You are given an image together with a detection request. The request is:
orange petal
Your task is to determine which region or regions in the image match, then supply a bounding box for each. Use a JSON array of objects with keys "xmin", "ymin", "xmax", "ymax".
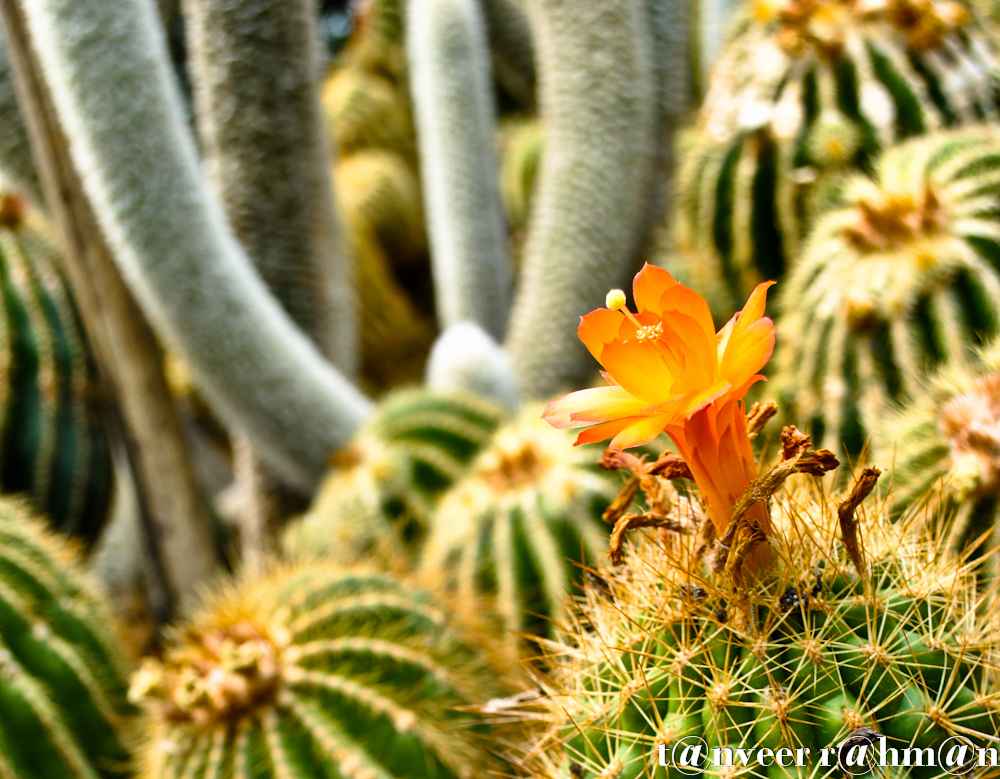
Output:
[
  {"xmin": 655, "ymin": 283, "xmax": 717, "ymax": 349},
  {"xmin": 608, "ymin": 414, "xmax": 671, "ymax": 450},
  {"xmin": 720, "ymin": 317, "xmax": 776, "ymax": 386},
  {"xmin": 578, "ymin": 308, "xmax": 625, "ymax": 362},
  {"xmin": 677, "ymin": 379, "xmax": 733, "ymax": 421},
  {"xmin": 730, "ymin": 281, "xmax": 775, "ymax": 342},
  {"xmin": 574, "ymin": 417, "xmax": 637, "ymax": 446},
  {"xmin": 632, "ymin": 263, "xmax": 678, "ymax": 314},
  {"xmin": 600, "ymin": 338, "xmax": 678, "ymax": 402},
  {"xmin": 542, "ymin": 385, "xmax": 647, "ymax": 429}
]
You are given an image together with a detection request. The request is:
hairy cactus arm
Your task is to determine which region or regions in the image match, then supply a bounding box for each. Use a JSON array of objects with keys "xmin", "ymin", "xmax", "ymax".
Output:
[
  {"xmin": 0, "ymin": 33, "xmax": 40, "ymax": 203},
  {"xmin": 408, "ymin": 0, "xmax": 512, "ymax": 340},
  {"xmin": 19, "ymin": 0, "xmax": 372, "ymax": 489},
  {"xmin": 425, "ymin": 321, "xmax": 520, "ymax": 412}
]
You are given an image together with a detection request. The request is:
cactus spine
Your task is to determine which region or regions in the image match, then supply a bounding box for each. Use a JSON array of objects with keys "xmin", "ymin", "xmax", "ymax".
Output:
[
  {"xmin": 283, "ymin": 390, "xmax": 503, "ymax": 563},
  {"xmin": 504, "ymin": 0, "xmax": 657, "ymax": 398},
  {"xmin": 677, "ymin": 0, "xmax": 1000, "ymax": 310},
  {"xmin": 20, "ymin": 0, "xmax": 373, "ymax": 489},
  {"xmin": 408, "ymin": 0, "xmax": 512, "ymax": 340},
  {"xmin": 877, "ymin": 341, "xmax": 1000, "ymax": 577},
  {"xmin": 0, "ymin": 498, "xmax": 134, "ymax": 777},
  {"xmin": 0, "ymin": 198, "xmax": 112, "ymax": 542},
  {"xmin": 420, "ymin": 411, "xmax": 614, "ymax": 658},
  {"xmin": 774, "ymin": 127, "xmax": 1000, "ymax": 458},
  {"xmin": 516, "ymin": 478, "xmax": 999, "ymax": 779},
  {"xmin": 183, "ymin": 0, "xmax": 356, "ymax": 373},
  {"xmin": 130, "ymin": 564, "xmax": 508, "ymax": 779}
]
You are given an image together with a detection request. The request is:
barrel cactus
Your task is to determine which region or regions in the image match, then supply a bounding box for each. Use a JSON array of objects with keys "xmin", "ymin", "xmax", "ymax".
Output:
[
  {"xmin": 0, "ymin": 497, "xmax": 134, "ymax": 777},
  {"xmin": 774, "ymin": 127, "xmax": 1000, "ymax": 459},
  {"xmin": 0, "ymin": 196, "xmax": 112, "ymax": 543},
  {"xmin": 877, "ymin": 339, "xmax": 1000, "ymax": 576},
  {"xmin": 676, "ymin": 0, "xmax": 1000, "ymax": 311},
  {"xmin": 130, "ymin": 563, "xmax": 509, "ymax": 779},
  {"xmin": 419, "ymin": 409, "xmax": 615, "ymax": 659},
  {"xmin": 283, "ymin": 389, "xmax": 503, "ymax": 563}
]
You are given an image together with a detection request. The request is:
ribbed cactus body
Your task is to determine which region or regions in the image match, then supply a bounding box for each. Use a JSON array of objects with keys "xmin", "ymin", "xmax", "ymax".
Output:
[
  {"xmin": 774, "ymin": 128, "xmax": 1000, "ymax": 458},
  {"xmin": 521, "ymin": 484, "xmax": 999, "ymax": 779},
  {"xmin": 0, "ymin": 202, "xmax": 111, "ymax": 542},
  {"xmin": 131, "ymin": 564, "xmax": 506, "ymax": 779},
  {"xmin": 878, "ymin": 342, "xmax": 1000, "ymax": 576},
  {"xmin": 322, "ymin": 69, "xmax": 417, "ymax": 162},
  {"xmin": 678, "ymin": 0, "xmax": 1000, "ymax": 310},
  {"xmin": 420, "ymin": 412, "xmax": 614, "ymax": 657},
  {"xmin": 0, "ymin": 498, "xmax": 134, "ymax": 777},
  {"xmin": 284, "ymin": 390, "xmax": 503, "ymax": 563}
]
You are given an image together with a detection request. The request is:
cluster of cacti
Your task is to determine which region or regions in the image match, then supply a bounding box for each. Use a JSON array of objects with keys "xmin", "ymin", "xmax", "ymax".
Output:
[
  {"xmin": 0, "ymin": 497, "xmax": 134, "ymax": 776},
  {"xmin": 675, "ymin": 0, "xmax": 1000, "ymax": 312},
  {"xmin": 129, "ymin": 563, "xmax": 509, "ymax": 779},
  {"xmin": 0, "ymin": 196, "xmax": 112, "ymax": 542},
  {"xmin": 517, "ymin": 475, "xmax": 999, "ymax": 779},
  {"xmin": 283, "ymin": 389, "xmax": 503, "ymax": 563},
  {"xmin": 876, "ymin": 338, "xmax": 1000, "ymax": 576},
  {"xmin": 773, "ymin": 127, "xmax": 1000, "ymax": 458},
  {"xmin": 420, "ymin": 410, "xmax": 616, "ymax": 658}
]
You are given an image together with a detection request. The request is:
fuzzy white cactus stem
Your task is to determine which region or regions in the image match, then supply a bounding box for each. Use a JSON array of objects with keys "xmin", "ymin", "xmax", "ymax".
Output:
[
  {"xmin": 184, "ymin": 0, "xmax": 356, "ymax": 374},
  {"xmin": 19, "ymin": 0, "xmax": 373, "ymax": 489},
  {"xmin": 409, "ymin": 0, "xmax": 511, "ymax": 340},
  {"xmin": 505, "ymin": 0, "xmax": 655, "ymax": 398},
  {"xmin": 0, "ymin": 34, "xmax": 40, "ymax": 203}
]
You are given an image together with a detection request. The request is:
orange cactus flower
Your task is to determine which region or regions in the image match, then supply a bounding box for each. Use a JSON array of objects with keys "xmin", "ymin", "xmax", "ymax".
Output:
[{"xmin": 542, "ymin": 264, "xmax": 776, "ymax": 538}]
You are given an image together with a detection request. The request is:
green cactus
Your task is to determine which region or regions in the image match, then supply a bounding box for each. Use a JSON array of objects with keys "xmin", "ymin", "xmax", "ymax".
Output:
[
  {"xmin": 774, "ymin": 127, "xmax": 1000, "ymax": 460},
  {"xmin": 419, "ymin": 410, "xmax": 615, "ymax": 659},
  {"xmin": 322, "ymin": 68, "xmax": 417, "ymax": 163},
  {"xmin": 283, "ymin": 389, "xmax": 503, "ymax": 563},
  {"xmin": 408, "ymin": 0, "xmax": 512, "ymax": 340},
  {"xmin": 0, "ymin": 198, "xmax": 112, "ymax": 543},
  {"xmin": 676, "ymin": 0, "xmax": 1000, "ymax": 311},
  {"xmin": 0, "ymin": 497, "xmax": 135, "ymax": 777},
  {"xmin": 877, "ymin": 339, "xmax": 1000, "ymax": 578},
  {"xmin": 130, "ymin": 563, "xmax": 510, "ymax": 779},
  {"xmin": 183, "ymin": 0, "xmax": 357, "ymax": 374},
  {"xmin": 504, "ymin": 0, "xmax": 657, "ymax": 399},
  {"xmin": 21, "ymin": 0, "xmax": 374, "ymax": 489},
  {"xmin": 515, "ymin": 478, "xmax": 1000, "ymax": 779}
]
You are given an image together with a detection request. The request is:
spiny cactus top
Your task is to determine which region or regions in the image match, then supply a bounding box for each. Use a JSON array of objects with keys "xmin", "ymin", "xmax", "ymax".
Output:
[
  {"xmin": 420, "ymin": 409, "xmax": 614, "ymax": 659},
  {"xmin": 130, "ymin": 564, "xmax": 507, "ymax": 779},
  {"xmin": 677, "ymin": 0, "xmax": 1000, "ymax": 310},
  {"xmin": 775, "ymin": 127, "xmax": 1000, "ymax": 458},
  {"xmin": 543, "ymin": 263, "xmax": 776, "ymax": 542},
  {"xmin": 0, "ymin": 498, "xmax": 134, "ymax": 777},
  {"xmin": 0, "ymin": 195, "xmax": 112, "ymax": 543},
  {"xmin": 514, "ymin": 477, "xmax": 1000, "ymax": 779},
  {"xmin": 877, "ymin": 339, "xmax": 1000, "ymax": 574},
  {"xmin": 283, "ymin": 389, "xmax": 503, "ymax": 563}
]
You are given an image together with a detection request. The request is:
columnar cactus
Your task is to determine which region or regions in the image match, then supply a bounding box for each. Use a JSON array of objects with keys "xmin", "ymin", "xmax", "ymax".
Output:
[
  {"xmin": 774, "ymin": 127, "xmax": 1000, "ymax": 458},
  {"xmin": 420, "ymin": 410, "xmax": 615, "ymax": 658},
  {"xmin": 0, "ymin": 498, "xmax": 134, "ymax": 777},
  {"xmin": 0, "ymin": 35, "xmax": 41, "ymax": 205},
  {"xmin": 0, "ymin": 197, "xmax": 112, "ymax": 542},
  {"xmin": 130, "ymin": 564, "xmax": 509, "ymax": 779},
  {"xmin": 877, "ymin": 340, "xmax": 1000, "ymax": 576},
  {"xmin": 676, "ymin": 0, "xmax": 1000, "ymax": 311},
  {"xmin": 408, "ymin": 0, "xmax": 512, "ymax": 340},
  {"xmin": 20, "ymin": 0, "xmax": 373, "ymax": 489},
  {"xmin": 516, "ymin": 478, "xmax": 1000, "ymax": 779},
  {"xmin": 283, "ymin": 390, "xmax": 503, "ymax": 563},
  {"xmin": 504, "ymin": 0, "xmax": 657, "ymax": 398},
  {"xmin": 183, "ymin": 0, "xmax": 356, "ymax": 373}
]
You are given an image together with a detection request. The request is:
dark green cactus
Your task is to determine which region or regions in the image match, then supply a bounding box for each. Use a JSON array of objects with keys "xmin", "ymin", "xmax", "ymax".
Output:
[
  {"xmin": 0, "ymin": 497, "xmax": 134, "ymax": 777},
  {"xmin": 131, "ymin": 564, "xmax": 509, "ymax": 779},
  {"xmin": 284, "ymin": 389, "xmax": 504, "ymax": 563},
  {"xmin": 516, "ymin": 479, "xmax": 1000, "ymax": 779},
  {"xmin": 0, "ymin": 198, "xmax": 112, "ymax": 543},
  {"xmin": 774, "ymin": 127, "xmax": 1000, "ymax": 459},
  {"xmin": 420, "ymin": 410, "xmax": 615, "ymax": 659},
  {"xmin": 676, "ymin": 0, "xmax": 1000, "ymax": 311}
]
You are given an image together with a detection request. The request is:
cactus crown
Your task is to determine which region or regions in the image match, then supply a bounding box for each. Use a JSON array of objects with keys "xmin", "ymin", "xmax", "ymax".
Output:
[
  {"xmin": 939, "ymin": 369, "xmax": 1000, "ymax": 496},
  {"xmin": 132, "ymin": 564, "xmax": 504, "ymax": 779}
]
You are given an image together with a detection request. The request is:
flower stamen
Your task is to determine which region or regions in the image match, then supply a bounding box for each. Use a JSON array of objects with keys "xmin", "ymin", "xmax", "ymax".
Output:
[{"xmin": 605, "ymin": 289, "xmax": 644, "ymax": 330}]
